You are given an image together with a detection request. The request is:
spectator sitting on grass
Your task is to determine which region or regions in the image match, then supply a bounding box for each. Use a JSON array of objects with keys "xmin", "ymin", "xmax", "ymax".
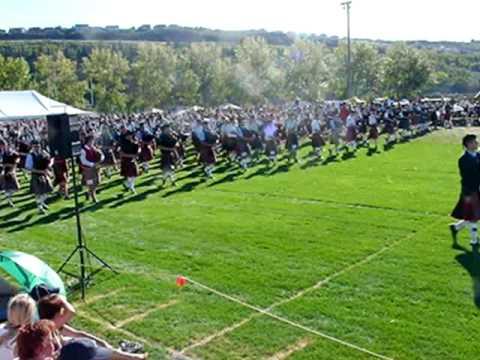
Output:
[
  {"xmin": 0, "ymin": 294, "xmax": 37, "ymax": 360},
  {"xmin": 37, "ymin": 294, "xmax": 148, "ymax": 359}
]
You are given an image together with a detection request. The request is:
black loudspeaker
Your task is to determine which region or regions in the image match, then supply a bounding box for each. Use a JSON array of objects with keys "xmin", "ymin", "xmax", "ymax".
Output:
[{"xmin": 47, "ymin": 114, "xmax": 81, "ymax": 157}]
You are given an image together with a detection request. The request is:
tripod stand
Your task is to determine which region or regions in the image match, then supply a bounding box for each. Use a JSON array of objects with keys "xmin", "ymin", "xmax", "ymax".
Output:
[{"xmin": 58, "ymin": 156, "xmax": 116, "ymax": 299}]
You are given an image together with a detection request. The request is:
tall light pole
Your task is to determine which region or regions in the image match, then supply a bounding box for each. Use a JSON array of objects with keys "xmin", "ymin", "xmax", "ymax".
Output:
[{"xmin": 341, "ymin": 1, "xmax": 352, "ymax": 98}]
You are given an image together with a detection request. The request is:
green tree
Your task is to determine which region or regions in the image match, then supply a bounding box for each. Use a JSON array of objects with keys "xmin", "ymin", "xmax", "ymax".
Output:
[
  {"xmin": 82, "ymin": 48, "xmax": 130, "ymax": 112},
  {"xmin": 329, "ymin": 42, "xmax": 382, "ymax": 99},
  {"xmin": 285, "ymin": 40, "xmax": 331, "ymax": 101},
  {"xmin": 173, "ymin": 55, "xmax": 201, "ymax": 106},
  {"xmin": 0, "ymin": 55, "xmax": 31, "ymax": 90},
  {"xmin": 234, "ymin": 37, "xmax": 284, "ymax": 104},
  {"xmin": 130, "ymin": 43, "xmax": 177, "ymax": 109},
  {"xmin": 382, "ymin": 43, "xmax": 432, "ymax": 98},
  {"xmin": 34, "ymin": 51, "xmax": 86, "ymax": 107}
]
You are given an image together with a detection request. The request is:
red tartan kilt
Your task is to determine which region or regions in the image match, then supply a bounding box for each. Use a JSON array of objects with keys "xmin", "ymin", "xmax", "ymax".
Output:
[
  {"xmin": 139, "ymin": 145, "xmax": 154, "ymax": 162},
  {"xmin": 452, "ymin": 192, "xmax": 480, "ymax": 221},
  {"xmin": 53, "ymin": 164, "xmax": 68, "ymax": 185},
  {"xmin": 120, "ymin": 158, "xmax": 138, "ymax": 178},
  {"xmin": 346, "ymin": 127, "xmax": 357, "ymax": 142},
  {"xmin": 368, "ymin": 127, "xmax": 379, "ymax": 139},
  {"xmin": 199, "ymin": 145, "xmax": 216, "ymax": 165}
]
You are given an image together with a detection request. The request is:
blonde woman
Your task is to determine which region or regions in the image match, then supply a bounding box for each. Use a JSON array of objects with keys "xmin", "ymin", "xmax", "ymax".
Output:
[{"xmin": 0, "ymin": 294, "xmax": 37, "ymax": 360}]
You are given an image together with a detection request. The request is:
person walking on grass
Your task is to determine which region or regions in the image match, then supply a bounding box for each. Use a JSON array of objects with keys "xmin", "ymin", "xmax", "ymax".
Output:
[{"xmin": 451, "ymin": 134, "xmax": 480, "ymax": 246}]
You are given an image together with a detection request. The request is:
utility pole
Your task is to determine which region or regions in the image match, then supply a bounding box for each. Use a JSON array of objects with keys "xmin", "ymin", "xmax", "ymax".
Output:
[{"xmin": 341, "ymin": 1, "xmax": 352, "ymax": 98}]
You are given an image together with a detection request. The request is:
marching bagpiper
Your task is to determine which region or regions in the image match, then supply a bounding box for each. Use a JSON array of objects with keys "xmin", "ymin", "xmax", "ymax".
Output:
[
  {"xmin": 120, "ymin": 131, "xmax": 140, "ymax": 194},
  {"xmin": 80, "ymin": 135, "xmax": 104, "ymax": 203},
  {"xmin": 345, "ymin": 112, "xmax": 358, "ymax": 153},
  {"xmin": 451, "ymin": 134, "xmax": 480, "ymax": 246},
  {"xmin": 157, "ymin": 123, "xmax": 178, "ymax": 187},
  {"xmin": 196, "ymin": 119, "xmax": 218, "ymax": 179},
  {"xmin": 263, "ymin": 115, "xmax": 278, "ymax": 165},
  {"xmin": 285, "ymin": 113, "xmax": 300, "ymax": 163},
  {"xmin": 138, "ymin": 124, "xmax": 155, "ymax": 174},
  {"xmin": 0, "ymin": 141, "xmax": 20, "ymax": 207},
  {"xmin": 310, "ymin": 114, "xmax": 325, "ymax": 159},
  {"xmin": 25, "ymin": 140, "xmax": 53, "ymax": 214},
  {"xmin": 52, "ymin": 153, "xmax": 69, "ymax": 200},
  {"xmin": 367, "ymin": 111, "xmax": 379, "ymax": 150}
]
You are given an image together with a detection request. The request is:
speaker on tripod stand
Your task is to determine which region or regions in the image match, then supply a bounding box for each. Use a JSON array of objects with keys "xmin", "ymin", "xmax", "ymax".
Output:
[{"xmin": 47, "ymin": 114, "xmax": 116, "ymax": 299}]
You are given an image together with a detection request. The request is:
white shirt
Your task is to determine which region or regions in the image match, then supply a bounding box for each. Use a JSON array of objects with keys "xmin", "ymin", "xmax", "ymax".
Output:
[
  {"xmin": 311, "ymin": 119, "xmax": 321, "ymax": 133},
  {"xmin": 80, "ymin": 146, "xmax": 104, "ymax": 168},
  {"xmin": 346, "ymin": 115, "xmax": 356, "ymax": 128},
  {"xmin": 0, "ymin": 323, "xmax": 16, "ymax": 360},
  {"xmin": 368, "ymin": 114, "xmax": 378, "ymax": 126}
]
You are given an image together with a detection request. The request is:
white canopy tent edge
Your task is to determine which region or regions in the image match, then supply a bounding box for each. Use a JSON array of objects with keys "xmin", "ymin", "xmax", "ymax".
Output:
[{"xmin": 0, "ymin": 90, "xmax": 92, "ymax": 122}]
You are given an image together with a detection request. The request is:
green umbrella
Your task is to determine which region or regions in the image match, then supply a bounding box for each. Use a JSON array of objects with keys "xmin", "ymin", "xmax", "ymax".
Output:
[{"xmin": 0, "ymin": 250, "xmax": 65, "ymax": 295}]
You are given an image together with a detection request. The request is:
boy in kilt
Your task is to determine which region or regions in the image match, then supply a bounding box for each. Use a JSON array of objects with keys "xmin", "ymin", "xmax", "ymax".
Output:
[
  {"xmin": 451, "ymin": 134, "xmax": 480, "ymax": 246},
  {"xmin": 25, "ymin": 141, "xmax": 53, "ymax": 214}
]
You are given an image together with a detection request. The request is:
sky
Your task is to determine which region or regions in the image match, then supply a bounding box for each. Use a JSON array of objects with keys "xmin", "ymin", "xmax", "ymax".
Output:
[{"xmin": 1, "ymin": 0, "xmax": 479, "ymax": 42}]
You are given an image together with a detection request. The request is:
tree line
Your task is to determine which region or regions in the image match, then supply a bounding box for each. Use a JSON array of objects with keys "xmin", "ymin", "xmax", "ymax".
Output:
[{"xmin": 0, "ymin": 38, "xmax": 477, "ymax": 112}]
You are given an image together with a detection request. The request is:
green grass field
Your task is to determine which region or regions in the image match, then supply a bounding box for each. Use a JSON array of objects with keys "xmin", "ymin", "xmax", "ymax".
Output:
[{"xmin": 0, "ymin": 129, "xmax": 477, "ymax": 359}]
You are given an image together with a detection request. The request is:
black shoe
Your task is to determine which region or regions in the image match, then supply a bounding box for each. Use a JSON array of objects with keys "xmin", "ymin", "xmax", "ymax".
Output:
[{"xmin": 450, "ymin": 224, "xmax": 458, "ymax": 243}]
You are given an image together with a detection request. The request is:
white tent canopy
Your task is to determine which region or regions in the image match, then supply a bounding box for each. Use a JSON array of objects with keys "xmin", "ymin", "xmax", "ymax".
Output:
[{"xmin": 0, "ymin": 90, "xmax": 90, "ymax": 121}]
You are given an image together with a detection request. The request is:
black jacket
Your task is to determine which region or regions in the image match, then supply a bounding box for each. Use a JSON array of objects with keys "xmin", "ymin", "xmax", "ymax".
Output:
[{"xmin": 459, "ymin": 152, "xmax": 480, "ymax": 196}]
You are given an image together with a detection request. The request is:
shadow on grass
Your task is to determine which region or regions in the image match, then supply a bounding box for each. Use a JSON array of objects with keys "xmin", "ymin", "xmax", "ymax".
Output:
[{"xmin": 454, "ymin": 243, "xmax": 480, "ymax": 308}]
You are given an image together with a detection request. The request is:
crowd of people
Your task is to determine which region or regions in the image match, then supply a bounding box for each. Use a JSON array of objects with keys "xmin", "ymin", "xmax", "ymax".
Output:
[
  {"xmin": 0, "ymin": 286, "xmax": 148, "ymax": 359},
  {"xmin": 0, "ymin": 98, "xmax": 473, "ymax": 213}
]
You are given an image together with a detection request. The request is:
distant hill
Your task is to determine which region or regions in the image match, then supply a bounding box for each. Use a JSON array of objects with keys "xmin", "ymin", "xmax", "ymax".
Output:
[{"xmin": 2, "ymin": 24, "xmax": 480, "ymax": 53}]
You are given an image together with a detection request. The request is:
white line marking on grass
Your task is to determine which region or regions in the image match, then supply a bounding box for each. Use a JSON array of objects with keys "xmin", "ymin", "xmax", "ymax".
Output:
[
  {"xmin": 75, "ymin": 289, "xmax": 123, "ymax": 307},
  {"xmin": 181, "ymin": 220, "xmax": 442, "ymax": 357},
  {"xmin": 183, "ymin": 277, "xmax": 393, "ymax": 360},
  {"xmin": 267, "ymin": 338, "xmax": 312, "ymax": 360},
  {"xmin": 115, "ymin": 300, "xmax": 178, "ymax": 328},
  {"xmin": 212, "ymin": 189, "xmax": 444, "ymax": 218}
]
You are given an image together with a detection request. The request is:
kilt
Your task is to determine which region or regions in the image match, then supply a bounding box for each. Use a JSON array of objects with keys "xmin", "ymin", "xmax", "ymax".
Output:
[
  {"xmin": 311, "ymin": 133, "xmax": 325, "ymax": 148},
  {"xmin": 161, "ymin": 151, "xmax": 177, "ymax": 170},
  {"xmin": 368, "ymin": 126, "xmax": 379, "ymax": 140},
  {"xmin": 286, "ymin": 133, "xmax": 299, "ymax": 151},
  {"xmin": 81, "ymin": 166, "xmax": 101, "ymax": 187},
  {"xmin": 30, "ymin": 174, "xmax": 53, "ymax": 195},
  {"xmin": 265, "ymin": 140, "xmax": 277, "ymax": 155},
  {"xmin": 53, "ymin": 162, "xmax": 68, "ymax": 185},
  {"xmin": 249, "ymin": 135, "xmax": 263, "ymax": 151},
  {"xmin": 120, "ymin": 158, "xmax": 138, "ymax": 178},
  {"xmin": 1, "ymin": 172, "xmax": 20, "ymax": 192},
  {"xmin": 199, "ymin": 145, "xmax": 216, "ymax": 165},
  {"xmin": 452, "ymin": 192, "xmax": 480, "ymax": 221},
  {"xmin": 235, "ymin": 140, "xmax": 250, "ymax": 157},
  {"xmin": 101, "ymin": 149, "xmax": 117, "ymax": 167},
  {"xmin": 139, "ymin": 144, "xmax": 154, "ymax": 163},
  {"xmin": 222, "ymin": 137, "xmax": 237, "ymax": 153},
  {"xmin": 346, "ymin": 127, "xmax": 357, "ymax": 142},
  {"xmin": 384, "ymin": 123, "xmax": 395, "ymax": 135}
]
